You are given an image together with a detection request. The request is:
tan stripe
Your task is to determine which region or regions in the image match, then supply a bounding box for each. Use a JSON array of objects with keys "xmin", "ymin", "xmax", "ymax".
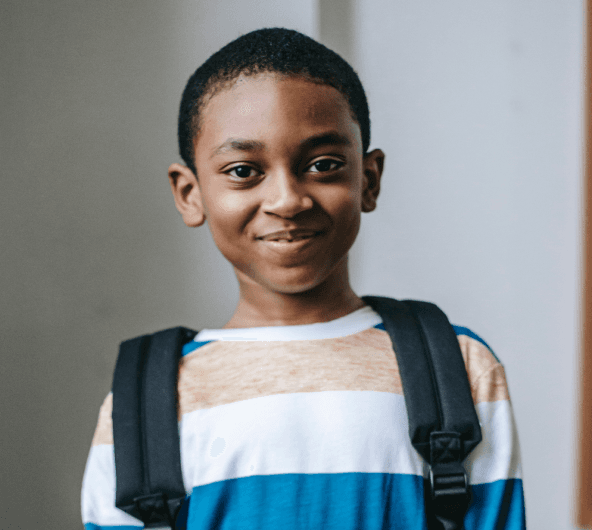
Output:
[
  {"xmin": 90, "ymin": 328, "xmax": 511, "ymax": 445},
  {"xmin": 471, "ymin": 363, "xmax": 510, "ymax": 403},
  {"xmin": 178, "ymin": 328, "xmax": 511, "ymax": 415},
  {"xmin": 457, "ymin": 335, "xmax": 510, "ymax": 403},
  {"xmin": 178, "ymin": 327, "xmax": 402, "ymax": 416},
  {"xmin": 91, "ymin": 392, "xmax": 114, "ymax": 446}
]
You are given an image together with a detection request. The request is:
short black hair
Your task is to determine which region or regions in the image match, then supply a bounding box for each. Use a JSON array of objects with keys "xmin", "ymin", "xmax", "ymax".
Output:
[{"xmin": 177, "ymin": 27, "xmax": 371, "ymax": 175}]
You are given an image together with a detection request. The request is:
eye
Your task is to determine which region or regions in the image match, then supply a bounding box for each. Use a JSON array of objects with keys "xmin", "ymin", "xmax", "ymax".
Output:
[
  {"xmin": 227, "ymin": 165, "xmax": 260, "ymax": 179},
  {"xmin": 307, "ymin": 159, "xmax": 343, "ymax": 173}
]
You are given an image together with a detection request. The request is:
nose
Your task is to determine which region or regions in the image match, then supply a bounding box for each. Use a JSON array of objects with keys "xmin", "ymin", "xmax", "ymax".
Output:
[{"xmin": 262, "ymin": 170, "xmax": 314, "ymax": 218}]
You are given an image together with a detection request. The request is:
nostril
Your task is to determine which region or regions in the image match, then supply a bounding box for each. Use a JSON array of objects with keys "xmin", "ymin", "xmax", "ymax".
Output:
[{"xmin": 262, "ymin": 187, "xmax": 314, "ymax": 218}]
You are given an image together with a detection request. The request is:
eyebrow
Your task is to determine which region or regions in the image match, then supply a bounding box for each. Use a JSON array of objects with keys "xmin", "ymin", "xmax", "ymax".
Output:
[
  {"xmin": 210, "ymin": 131, "xmax": 352, "ymax": 159},
  {"xmin": 210, "ymin": 138, "xmax": 265, "ymax": 159}
]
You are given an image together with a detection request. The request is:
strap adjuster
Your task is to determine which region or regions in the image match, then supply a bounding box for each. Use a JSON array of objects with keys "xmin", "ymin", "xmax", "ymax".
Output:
[
  {"xmin": 428, "ymin": 431, "xmax": 470, "ymax": 504},
  {"xmin": 134, "ymin": 493, "xmax": 176, "ymax": 527},
  {"xmin": 426, "ymin": 432, "xmax": 471, "ymax": 528},
  {"xmin": 429, "ymin": 464, "xmax": 468, "ymax": 501}
]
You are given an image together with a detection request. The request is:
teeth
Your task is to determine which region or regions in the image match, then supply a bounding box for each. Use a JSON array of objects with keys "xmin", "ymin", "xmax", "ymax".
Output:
[{"xmin": 271, "ymin": 236, "xmax": 310, "ymax": 242}]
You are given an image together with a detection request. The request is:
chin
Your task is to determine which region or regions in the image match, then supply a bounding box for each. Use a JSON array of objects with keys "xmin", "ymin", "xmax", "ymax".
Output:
[
  {"xmin": 235, "ymin": 260, "xmax": 344, "ymax": 297},
  {"xmin": 270, "ymin": 282, "xmax": 320, "ymax": 295},
  {"xmin": 261, "ymin": 270, "xmax": 333, "ymax": 295}
]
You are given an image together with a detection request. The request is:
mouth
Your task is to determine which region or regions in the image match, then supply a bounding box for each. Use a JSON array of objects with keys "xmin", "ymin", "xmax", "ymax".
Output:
[{"xmin": 257, "ymin": 229, "xmax": 322, "ymax": 242}]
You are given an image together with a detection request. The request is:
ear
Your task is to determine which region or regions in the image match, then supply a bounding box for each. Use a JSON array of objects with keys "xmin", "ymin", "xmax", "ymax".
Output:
[
  {"xmin": 168, "ymin": 163, "xmax": 206, "ymax": 227},
  {"xmin": 361, "ymin": 149, "xmax": 385, "ymax": 213}
]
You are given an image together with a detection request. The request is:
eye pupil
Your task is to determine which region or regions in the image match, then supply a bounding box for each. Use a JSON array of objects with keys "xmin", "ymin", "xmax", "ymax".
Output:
[
  {"xmin": 315, "ymin": 160, "xmax": 333, "ymax": 172},
  {"xmin": 235, "ymin": 166, "xmax": 251, "ymax": 178}
]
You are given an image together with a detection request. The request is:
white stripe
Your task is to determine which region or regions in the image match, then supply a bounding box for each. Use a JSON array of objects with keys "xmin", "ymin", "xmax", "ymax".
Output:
[
  {"xmin": 180, "ymin": 391, "xmax": 521, "ymax": 489},
  {"xmin": 180, "ymin": 391, "xmax": 424, "ymax": 489},
  {"xmin": 192, "ymin": 305, "xmax": 382, "ymax": 342},
  {"xmin": 465, "ymin": 400, "xmax": 523, "ymax": 484},
  {"xmin": 81, "ymin": 445, "xmax": 143, "ymax": 527}
]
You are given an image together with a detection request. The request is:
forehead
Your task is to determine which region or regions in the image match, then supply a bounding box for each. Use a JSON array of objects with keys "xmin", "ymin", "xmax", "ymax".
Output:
[{"xmin": 195, "ymin": 74, "xmax": 362, "ymax": 156}]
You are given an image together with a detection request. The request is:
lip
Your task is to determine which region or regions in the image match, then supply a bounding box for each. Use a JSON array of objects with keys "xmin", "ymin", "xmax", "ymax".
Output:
[
  {"xmin": 257, "ymin": 229, "xmax": 323, "ymax": 242},
  {"xmin": 256, "ymin": 229, "xmax": 325, "ymax": 259}
]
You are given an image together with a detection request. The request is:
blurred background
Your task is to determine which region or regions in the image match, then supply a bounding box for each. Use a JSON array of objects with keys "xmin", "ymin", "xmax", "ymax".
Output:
[{"xmin": 0, "ymin": 1, "xmax": 586, "ymax": 528}]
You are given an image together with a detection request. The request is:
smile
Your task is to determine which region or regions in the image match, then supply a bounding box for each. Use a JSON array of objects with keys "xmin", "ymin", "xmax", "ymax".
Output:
[
  {"xmin": 257, "ymin": 229, "xmax": 322, "ymax": 242},
  {"xmin": 264, "ymin": 235, "xmax": 315, "ymax": 243},
  {"xmin": 256, "ymin": 230, "xmax": 325, "ymax": 258}
]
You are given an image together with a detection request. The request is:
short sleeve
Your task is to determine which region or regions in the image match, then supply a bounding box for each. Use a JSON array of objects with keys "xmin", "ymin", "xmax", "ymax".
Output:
[
  {"xmin": 455, "ymin": 329, "xmax": 526, "ymax": 529},
  {"xmin": 81, "ymin": 393, "xmax": 144, "ymax": 529}
]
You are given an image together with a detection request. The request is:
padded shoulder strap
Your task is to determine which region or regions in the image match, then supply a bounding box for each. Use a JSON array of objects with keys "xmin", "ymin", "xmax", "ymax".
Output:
[
  {"xmin": 112, "ymin": 326, "xmax": 197, "ymax": 528},
  {"xmin": 404, "ymin": 300, "xmax": 481, "ymax": 457},
  {"xmin": 362, "ymin": 296, "xmax": 481, "ymax": 459},
  {"xmin": 362, "ymin": 296, "xmax": 482, "ymax": 530}
]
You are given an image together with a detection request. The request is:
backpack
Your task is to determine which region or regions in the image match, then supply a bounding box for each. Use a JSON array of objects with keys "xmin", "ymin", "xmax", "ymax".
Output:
[{"xmin": 111, "ymin": 296, "xmax": 482, "ymax": 530}]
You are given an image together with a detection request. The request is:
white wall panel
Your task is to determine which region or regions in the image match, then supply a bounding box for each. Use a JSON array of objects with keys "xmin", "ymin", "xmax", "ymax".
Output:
[{"xmin": 349, "ymin": 1, "xmax": 585, "ymax": 528}]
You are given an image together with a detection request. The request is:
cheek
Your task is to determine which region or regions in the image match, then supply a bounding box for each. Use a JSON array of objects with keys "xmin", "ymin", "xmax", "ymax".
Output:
[
  {"xmin": 326, "ymin": 185, "xmax": 363, "ymax": 230},
  {"xmin": 202, "ymin": 192, "xmax": 244, "ymax": 236},
  {"xmin": 317, "ymin": 189, "xmax": 362, "ymax": 258},
  {"xmin": 340, "ymin": 204, "xmax": 362, "ymax": 245},
  {"xmin": 208, "ymin": 193, "xmax": 249, "ymax": 219}
]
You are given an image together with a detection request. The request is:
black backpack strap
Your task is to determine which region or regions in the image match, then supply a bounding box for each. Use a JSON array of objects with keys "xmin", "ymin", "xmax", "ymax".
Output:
[
  {"xmin": 362, "ymin": 296, "xmax": 482, "ymax": 530},
  {"xmin": 112, "ymin": 326, "xmax": 197, "ymax": 528}
]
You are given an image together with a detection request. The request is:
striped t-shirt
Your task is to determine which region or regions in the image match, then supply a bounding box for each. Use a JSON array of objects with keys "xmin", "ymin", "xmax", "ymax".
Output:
[{"xmin": 82, "ymin": 305, "xmax": 525, "ymax": 529}]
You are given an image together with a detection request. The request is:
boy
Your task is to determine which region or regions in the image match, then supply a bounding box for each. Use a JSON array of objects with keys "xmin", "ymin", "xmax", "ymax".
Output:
[{"xmin": 82, "ymin": 28, "xmax": 525, "ymax": 529}]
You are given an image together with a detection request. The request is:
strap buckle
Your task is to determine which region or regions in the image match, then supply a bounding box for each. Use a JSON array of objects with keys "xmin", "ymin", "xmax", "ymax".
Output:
[
  {"xmin": 429, "ymin": 464, "xmax": 468, "ymax": 500},
  {"xmin": 428, "ymin": 462, "xmax": 471, "ymax": 524},
  {"xmin": 134, "ymin": 493, "xmax": 176, "ymax": 528}
]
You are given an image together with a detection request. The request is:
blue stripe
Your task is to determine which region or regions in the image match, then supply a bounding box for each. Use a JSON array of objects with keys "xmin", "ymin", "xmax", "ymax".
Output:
[
  {"xmin": 175, "ymin": 494, "xmax": 191, "ymax": 530},
  {"xmin": 466, "ymin": 479, "xmax": 525, "ymax": 529},
  {"xmin": 84, "ymin": 523, "xmax": 144, "ymax": 530},
  {"xmin": 182, "ymin": 340, "xmax": 214, "ymax": 356},
  {"xmin": 188, "ymin": 473, "xmax": 424, "ymax": 529},
  {"xmin": 374, "ymin": 322, "xmax": 386, "ymax": 331},
  {"xmin": 184, "ymin": 473, "xmax": 524, "ymax": 530}
]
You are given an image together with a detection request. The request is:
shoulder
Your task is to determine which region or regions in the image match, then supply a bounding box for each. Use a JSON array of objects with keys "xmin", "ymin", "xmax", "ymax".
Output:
[
  {"xmin": 90, "ymin": 392, "xmax": 113, "ymax": 447},
  {"xmin": 452, "ymin": 325, "xmax": 498, "ymax": 361},
  {"xmin": 452, "ymin": 325, "xmax": 510, "ymax": 404}
]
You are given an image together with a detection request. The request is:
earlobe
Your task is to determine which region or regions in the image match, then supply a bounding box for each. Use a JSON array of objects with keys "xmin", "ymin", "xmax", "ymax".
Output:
[
  {"xmin": 167, "ymin": 163, "xmax": 206, "ymax": 227},
  {"xmin": 361, "ymin": 149, "xmax": 385, "ymax": 213}
]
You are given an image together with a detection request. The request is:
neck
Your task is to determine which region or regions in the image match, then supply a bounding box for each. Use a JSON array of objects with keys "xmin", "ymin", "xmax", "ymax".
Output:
[{"xmin": 223, "ymin": 259, "xmax": 365, "ymax": 328}]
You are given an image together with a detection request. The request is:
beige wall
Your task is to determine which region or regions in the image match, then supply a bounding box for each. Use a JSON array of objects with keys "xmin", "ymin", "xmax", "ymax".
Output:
[{"xmin": 0, "ymin": 1, "xmax": 315, "ymax": 527}]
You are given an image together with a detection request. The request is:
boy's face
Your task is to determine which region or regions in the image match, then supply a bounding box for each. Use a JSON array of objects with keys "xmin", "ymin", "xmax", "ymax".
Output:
[{"xmin": 169, "ymin": 73, "xmax": 384, "ymax": 296}]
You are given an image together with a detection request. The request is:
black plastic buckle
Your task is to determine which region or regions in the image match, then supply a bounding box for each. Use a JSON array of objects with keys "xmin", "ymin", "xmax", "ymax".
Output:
[
  {"xmin": 429, "ymin": 463, "xmax": 471, "ymax": 518},
  {"xmin": 134, "ymin": 493, "xmax": 174, "ymax": 527}
]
